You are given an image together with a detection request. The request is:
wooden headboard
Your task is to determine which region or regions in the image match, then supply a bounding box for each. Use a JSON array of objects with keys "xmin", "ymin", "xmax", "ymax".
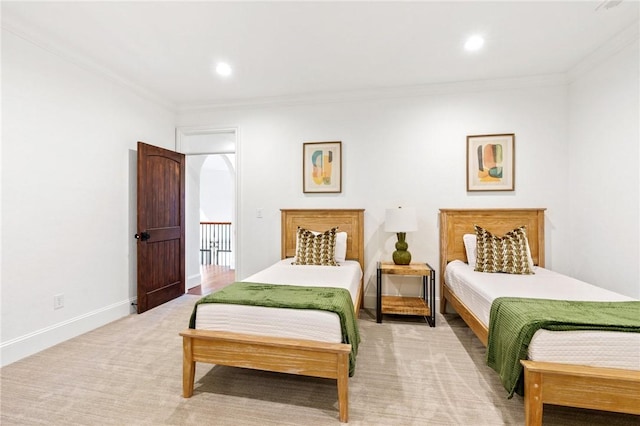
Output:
[
  {"xmin": 280, "ymin": 209, "xmax": 365, "ymax": 272},
  {"xmin": 439, "ymin": 208, "xmax": 546, "ymax": 287}
]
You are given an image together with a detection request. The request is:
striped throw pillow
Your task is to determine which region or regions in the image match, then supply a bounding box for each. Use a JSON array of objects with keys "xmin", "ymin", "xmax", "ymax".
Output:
[
  {"xmin": 474, "ymin": 225, "xmax": 534, "ymax": 274},
  {"xmin": 292, "ymin": 227, "xmax": 339, "ymax": 266}
]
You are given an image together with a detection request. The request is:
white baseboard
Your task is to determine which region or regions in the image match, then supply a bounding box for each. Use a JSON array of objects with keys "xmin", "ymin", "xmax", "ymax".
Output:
[
  {"xmin": 187, "ymin": 273, "xmax": 201, "ymax": 290},
  {"xmin": 0, "ymin": 298, "xmax": 134, "ymax": 367}
]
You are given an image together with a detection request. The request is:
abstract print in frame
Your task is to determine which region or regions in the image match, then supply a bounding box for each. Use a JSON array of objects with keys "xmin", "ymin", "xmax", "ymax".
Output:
[
  {"xmin": 466, "ymin": 134, "xmax": 515, "ymax": 191},
  {"xmin": 303, "ymin": 141, "xmax": 342, "ymax": 193}
]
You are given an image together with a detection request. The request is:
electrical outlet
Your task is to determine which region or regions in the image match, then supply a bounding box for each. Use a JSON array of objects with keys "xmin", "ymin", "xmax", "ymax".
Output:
[
  {"xmin": 53, "ymin": 294, "xmax": 64, "ymax": 310},
  {"xmin": 256, "ymin": 208, "xmax": 263, "ymax": 218}
]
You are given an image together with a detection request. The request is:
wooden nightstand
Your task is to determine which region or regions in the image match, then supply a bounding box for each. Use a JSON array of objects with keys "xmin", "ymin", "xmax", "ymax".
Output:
[{"xmin": 376, "ymin": 261, "xmax": 435, "ymax": 326}]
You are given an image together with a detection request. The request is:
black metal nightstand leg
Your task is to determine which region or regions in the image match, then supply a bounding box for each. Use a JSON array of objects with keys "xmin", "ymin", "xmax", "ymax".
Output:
[
  {"xmin": 422, "ymin": 273, "xmax": 429, "ymax": 326},
  {"xmin": 431, "ymin": 269, "xmax": 436, "ymax": 326},
  {"xmin": 376, "ymin": 263, "xmax": 382, "ymax": 323}
]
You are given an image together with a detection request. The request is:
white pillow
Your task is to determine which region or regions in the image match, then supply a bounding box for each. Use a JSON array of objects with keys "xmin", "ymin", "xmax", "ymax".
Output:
[
  {"xmin": 295, "ymin": 229, "xmax": 348, "ymax": 263},
  {"xmin": 463, "ymin": 234, "xmax": 477, "ymax": 267},
  {"xmin": 334, "ymin": 231, "xmax": 348, "ymax": 263}
]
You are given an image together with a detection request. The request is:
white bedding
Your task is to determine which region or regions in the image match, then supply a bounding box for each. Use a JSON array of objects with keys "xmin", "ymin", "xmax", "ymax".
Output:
[
  {"xmin": 445, "ymin": 260, "xmax": 640, "ymax": 370},
  {"xmin": 194, "ymin": 259, "xmax": 362, "ymax": 343}
]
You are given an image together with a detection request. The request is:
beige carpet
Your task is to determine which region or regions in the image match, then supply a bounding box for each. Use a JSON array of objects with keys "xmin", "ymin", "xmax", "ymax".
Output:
[{"xmin": 1, "ymin": 295, "xmax": 638, "ymax": 425}]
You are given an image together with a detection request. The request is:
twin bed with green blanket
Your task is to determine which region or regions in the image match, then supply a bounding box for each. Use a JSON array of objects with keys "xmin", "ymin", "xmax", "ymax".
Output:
[
  {"xmin": 486, "ymin": 297, "xmax": 640, "ymax": 398},
  {"xmin": 189, "ymin": 282, "xmax": 361, "ymax": 376},
  {"xmin": 180, "ymin": 208, "xmax": 365, "ymax": 423},
  {"xmin": 439, "ymin": 208, "xmax": 640, "ymax": 426}
]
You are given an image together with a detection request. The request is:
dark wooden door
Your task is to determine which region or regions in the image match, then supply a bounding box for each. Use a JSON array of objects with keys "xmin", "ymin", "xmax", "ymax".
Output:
[{"xmin": 135, "ymin": 141, "xmax": 185, "ymax": 314}]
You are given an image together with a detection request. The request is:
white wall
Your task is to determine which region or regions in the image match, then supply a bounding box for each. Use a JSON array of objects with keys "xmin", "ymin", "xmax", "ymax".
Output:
[
  {"xmin": 567, "ymin": 38, "xmax": 639, "ymax": 298},
  {"xmin": 200, "ymin": 155, "xmax": 234, "ymax": 222},
  {"xmin": 185, "ymin": 156, "xmax": 206, "ymax": 289},
  {"xmin": 0, "ymin": 30, "xmax": 176, "ymax": 366},
  {"xmin": 178, "ymin": 81, "xmax": 572, "ymax": 308}
]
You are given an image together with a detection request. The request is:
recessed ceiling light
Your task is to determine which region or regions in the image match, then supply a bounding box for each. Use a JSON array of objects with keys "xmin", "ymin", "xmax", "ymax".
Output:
[
  {"xmin": 215, "ymin": 62, "xmax": 232, "ymax": 77},
  {"xmin": 464, "ymin": 35, "xmax": 485, "ymax": 52}
]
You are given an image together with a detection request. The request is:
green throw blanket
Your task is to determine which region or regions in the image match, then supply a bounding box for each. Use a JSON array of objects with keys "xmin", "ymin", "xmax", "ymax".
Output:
[
  {"xmin": 486, "ymin": 297, "xmax": 640, "ymax": 397},
  {"xmin": 189, "ymin": 282, "xmax": 361, "ymax": 376}
]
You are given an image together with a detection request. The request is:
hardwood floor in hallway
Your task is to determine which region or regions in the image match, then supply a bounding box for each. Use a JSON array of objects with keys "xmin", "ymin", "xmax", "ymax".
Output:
[{"xmin": 187, "ymin": 264, "xmax": 235, "ymax": 296}]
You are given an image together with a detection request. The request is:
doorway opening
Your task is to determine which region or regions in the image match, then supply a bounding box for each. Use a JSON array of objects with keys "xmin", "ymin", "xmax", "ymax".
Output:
[
  {"xmin": 176, "ymin": 127, "xmax": 238, "ymax": 295},
  {"xmin": 191, "ymin": 153, "xmax": 235, "ymax": 295}
]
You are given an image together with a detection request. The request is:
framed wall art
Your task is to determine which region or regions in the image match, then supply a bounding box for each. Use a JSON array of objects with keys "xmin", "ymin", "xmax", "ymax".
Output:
[
  {"xmin": 303, "ymin": 141, "xmax": 342, "ymax": 193},
  {"xmin": 466, "ymin": 133, "xmax": 515, "ymax": 191}
]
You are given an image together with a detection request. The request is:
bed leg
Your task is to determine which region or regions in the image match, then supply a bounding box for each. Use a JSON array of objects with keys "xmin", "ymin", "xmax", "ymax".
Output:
[
  {"xmin": 337, "ymin": 353, "xmax": 349, "ymax": 423},
  {"xmin": 523, "ymin": 366, "xmax": 543, "ymax": 426},
  {"xmin": 439, "ymin": 281, "xmax": 448, "ymax": 314},
  {"xmin": 182, "ymin": 336, "xmax": 195, "ymax": 398},
  {"xmin": 439, "ymin": 295, "xmax": 447, "ymax": 314}
]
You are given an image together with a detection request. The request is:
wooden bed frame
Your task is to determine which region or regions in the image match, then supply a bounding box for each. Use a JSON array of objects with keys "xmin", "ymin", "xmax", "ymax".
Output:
[
  {"xmin": 180, "ymin": 208, "xmax": 365, "ymax": 423},
  {"xmin": 439, "ymin": 208, "xmax": 640, "ymax": 426}
]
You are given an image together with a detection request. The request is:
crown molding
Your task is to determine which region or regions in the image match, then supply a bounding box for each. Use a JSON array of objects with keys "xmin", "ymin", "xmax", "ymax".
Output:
[
  {"xmin": 177, "ymin": 73, "xmax": 568, "ymax": 113},
  {"xmin": 1, "ymin": 19, "xmax": 176, "ymax": 112},
  {"xmin": 567, "ymin": 21, "xmax": 639, "ymax": 83}
]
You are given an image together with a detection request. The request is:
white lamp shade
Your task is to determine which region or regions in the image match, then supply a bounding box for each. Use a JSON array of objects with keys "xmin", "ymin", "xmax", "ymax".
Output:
[{"xmin": 385, "ymin": 207, "xmax": 418, "ymax": 233}]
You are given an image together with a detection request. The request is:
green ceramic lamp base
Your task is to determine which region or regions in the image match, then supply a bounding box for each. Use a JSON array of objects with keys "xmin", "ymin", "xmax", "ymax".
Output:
[{"xmin": 392, "ymin": 232, "xmax": 412, "ymax": 265}]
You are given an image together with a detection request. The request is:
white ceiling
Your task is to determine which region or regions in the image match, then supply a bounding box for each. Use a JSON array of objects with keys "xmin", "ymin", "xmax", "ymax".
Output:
[{"xmin": 2, "ymin": 1, "xmax": 638, "ymax": 110}]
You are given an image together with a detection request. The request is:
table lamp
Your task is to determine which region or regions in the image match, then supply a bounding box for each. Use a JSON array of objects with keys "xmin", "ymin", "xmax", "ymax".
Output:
[{"xmin": 385, "ymin": 207, "xmax": 418, "ymax": 265}]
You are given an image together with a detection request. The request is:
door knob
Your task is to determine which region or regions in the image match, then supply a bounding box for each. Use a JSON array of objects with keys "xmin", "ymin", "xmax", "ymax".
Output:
[{"xmin": 135, "ymin": 232, "xmax": 151, "ymax": 241}]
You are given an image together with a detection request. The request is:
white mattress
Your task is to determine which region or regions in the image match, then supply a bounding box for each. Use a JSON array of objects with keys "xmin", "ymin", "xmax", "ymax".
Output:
[
  {"xmin": 194, "ymin": 259, "xmax": 362, "ymax": 343},
  {"xmin": 445, "ymin": 260, "xmax": 640, "ymax": 370}
]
